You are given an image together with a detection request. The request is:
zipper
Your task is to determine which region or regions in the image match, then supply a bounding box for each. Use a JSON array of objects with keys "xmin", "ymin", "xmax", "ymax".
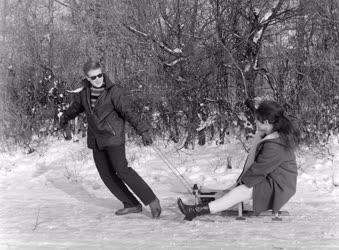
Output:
[
  {"xmin": 93, "ymin": 92, "xmax": 105, "ymax": 111},
  {"xmin": 107, "ymin": 122, "xmax": 116, "ymax": 136},
  {"xmin": 86, "ymin": 85, "xmax": 106, "ymax": 113}
]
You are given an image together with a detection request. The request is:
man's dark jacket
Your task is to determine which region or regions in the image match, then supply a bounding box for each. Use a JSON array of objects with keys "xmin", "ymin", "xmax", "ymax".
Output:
[{"xmin": 63, "ymin": 74, "xmax": 150, "ymax": 150}]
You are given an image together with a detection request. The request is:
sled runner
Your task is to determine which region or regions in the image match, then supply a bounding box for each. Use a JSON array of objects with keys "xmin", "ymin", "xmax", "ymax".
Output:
[{"xmin": 192, "ymin": 184, "xmax": 288, "ymax": 221}]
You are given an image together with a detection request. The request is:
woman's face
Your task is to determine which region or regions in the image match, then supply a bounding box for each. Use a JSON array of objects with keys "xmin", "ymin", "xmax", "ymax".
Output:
[{"xmin": 255, "ymin": 118, "xmax": 273, "ymax": 135}]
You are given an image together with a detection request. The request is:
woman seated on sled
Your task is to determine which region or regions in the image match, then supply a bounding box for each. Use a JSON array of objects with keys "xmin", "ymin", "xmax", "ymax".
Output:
[{"xmin": 177, "ymin": 100, "xmax": 300, "ymax": 220}]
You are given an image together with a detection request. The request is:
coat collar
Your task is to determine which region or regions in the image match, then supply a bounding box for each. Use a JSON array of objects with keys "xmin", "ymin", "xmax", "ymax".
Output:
[
  {"xmin": 255, "ymin": 132, "xmax": 288, "ymax": 154},
  {"xmin": 237, "ymin": 132, "xmax": 285, "ymax": 184},
  {"xmin": 260, "ymin": 132, "xmax": 280, "ymax": 142}
]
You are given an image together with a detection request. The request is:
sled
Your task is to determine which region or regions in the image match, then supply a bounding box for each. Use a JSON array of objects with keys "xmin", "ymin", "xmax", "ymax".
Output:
[
  {"xmin": 192, "ymin": 184, "xmax": 288, "ymax": 221},
  {"xmin": 152, "ymin": 146, "xmax": 288, "ymax": 221}
]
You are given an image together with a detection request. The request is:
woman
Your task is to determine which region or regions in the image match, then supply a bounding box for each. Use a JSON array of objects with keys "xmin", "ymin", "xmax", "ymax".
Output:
[{"xmin": 178, "ymin": 100, "xmax": 300, "ymax": 221}]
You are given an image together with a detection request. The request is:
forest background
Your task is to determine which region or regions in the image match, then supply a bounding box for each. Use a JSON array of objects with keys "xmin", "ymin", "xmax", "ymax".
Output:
[{"xmin": 0, "ymin": 0, "xmax": 338, "ymax": 150}]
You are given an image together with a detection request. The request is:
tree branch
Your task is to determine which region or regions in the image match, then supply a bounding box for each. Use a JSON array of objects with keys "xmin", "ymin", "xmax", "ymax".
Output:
[
  {"xmin": 123, "ymin": 24, "xmax": 183, "ymax": 57},
  {"xmin": 54, "ymin": 0, "xmax": 78, "ymax": 11}
]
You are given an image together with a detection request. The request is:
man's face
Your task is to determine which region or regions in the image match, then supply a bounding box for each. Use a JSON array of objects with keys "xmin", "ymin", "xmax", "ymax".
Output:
[{"xmin": 87, "ymin": 68, "xmax": 104, "ymax": 88}]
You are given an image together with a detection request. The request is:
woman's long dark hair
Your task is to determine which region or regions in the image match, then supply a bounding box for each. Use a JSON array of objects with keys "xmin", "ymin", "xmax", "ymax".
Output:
[{"xmin": 255, "ymin": 101, "xmax": 300, "ymax": 149}]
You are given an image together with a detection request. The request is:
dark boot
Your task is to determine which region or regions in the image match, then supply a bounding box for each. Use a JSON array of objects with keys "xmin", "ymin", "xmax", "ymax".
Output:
[
  {"xmin": 177, "ymin": 198, "xmax": 210, "ymax": 221},
  {"xmin": 115, "ymin": 204, "xmax": 142, "ymax": 216},
  {"xmin": 149, "ymin": 198, "xmax": 161, "ymax": 219}
]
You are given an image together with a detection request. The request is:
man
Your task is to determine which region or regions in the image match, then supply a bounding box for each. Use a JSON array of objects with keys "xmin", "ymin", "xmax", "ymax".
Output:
[{"xmin": 60, "ymin": 60, "xmax": 161, "ymax": 218}]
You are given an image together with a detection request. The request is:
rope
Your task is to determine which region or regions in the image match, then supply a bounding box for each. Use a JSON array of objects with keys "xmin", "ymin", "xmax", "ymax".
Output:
[{"xmin": 152, "ymin": 145, "xmax": 193, "ymax": 194}]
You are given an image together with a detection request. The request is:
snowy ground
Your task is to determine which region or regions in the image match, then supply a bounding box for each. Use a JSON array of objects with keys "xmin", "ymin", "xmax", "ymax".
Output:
[{"xmin": 0, "ymin": 136, "xmax": 339, "ymax": 249}]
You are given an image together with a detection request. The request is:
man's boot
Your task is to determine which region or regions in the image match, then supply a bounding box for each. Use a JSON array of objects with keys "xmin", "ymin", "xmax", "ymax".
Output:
[
  {"xmin": 177, "ymin": 198, "xmax": 210, "ymax": 221},
  {"xmin": 115, "ymin": 204, "xmax": 142, "ymax": 216},
  {"xmin": 149, "ymin": 198, "xmax": 161, "ymax": 218}
]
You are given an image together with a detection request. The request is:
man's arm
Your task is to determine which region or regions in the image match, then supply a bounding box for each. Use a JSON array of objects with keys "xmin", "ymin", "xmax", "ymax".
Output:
[
  {"xmin": 61, "ymin": 93, "xmax": 85, "ymax": 125},
  {"xmin": 110, "ymin": 86, "xmax": 150, "ymax": 136}
]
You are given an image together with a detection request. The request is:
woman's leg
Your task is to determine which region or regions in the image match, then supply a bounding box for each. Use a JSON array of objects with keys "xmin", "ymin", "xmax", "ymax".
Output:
[{"xmin": 208, "ymin": 185, "xmax": 253, "ymax": 214}]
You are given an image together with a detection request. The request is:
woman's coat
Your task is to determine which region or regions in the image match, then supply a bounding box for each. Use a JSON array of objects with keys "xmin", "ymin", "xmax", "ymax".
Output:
[{"xmin": 237, "ymin": 137, "xmax": 298, "ymax": 215}]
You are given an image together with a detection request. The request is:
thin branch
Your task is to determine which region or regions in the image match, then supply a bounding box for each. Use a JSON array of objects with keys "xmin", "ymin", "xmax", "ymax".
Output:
[
  {"xmin": 295, "ymin": 70, "xmax": 322, "ymax": 99},
  {"xmin": 32, "ymin": 207, "xmax": 42, "ymax": 231},
  {"xmin": 164, "ymin": 57, "xmax": 185, "ymax": 67},
  {"xmin": 217, "ymin": 38, "xmax": 248, "ymax": 98},
  {"xmin": 54, "ymin": 0, "xmax": 78, "ymax": 11},
  {"xmin": 124, "ymin": 24, "xmax": 183, "ymax": 57}
]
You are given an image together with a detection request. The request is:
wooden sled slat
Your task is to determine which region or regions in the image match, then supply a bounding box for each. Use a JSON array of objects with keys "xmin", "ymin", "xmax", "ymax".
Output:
[{"xmin": 221, "ymin": 210, "xmax": 289, "ymax": 217}]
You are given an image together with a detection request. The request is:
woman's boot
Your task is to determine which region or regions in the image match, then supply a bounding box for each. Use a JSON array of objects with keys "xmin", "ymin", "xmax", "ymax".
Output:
[{"xmin": 177, "ymin": 198, "xmax": 210, "ymax": 221}]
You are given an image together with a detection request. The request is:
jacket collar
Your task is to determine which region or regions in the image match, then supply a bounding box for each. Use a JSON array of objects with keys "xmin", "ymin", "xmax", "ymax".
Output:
[
  {"xmin": 261, "ymin": 131, "xmax": 280, "ymax": 142},
  {"xmin": 257, "ymin": 132, "xmax": 288, "ymax": 149},
  {"xmin": 82, "ymin": 73, "xmax": 114, "ymax": 90}
]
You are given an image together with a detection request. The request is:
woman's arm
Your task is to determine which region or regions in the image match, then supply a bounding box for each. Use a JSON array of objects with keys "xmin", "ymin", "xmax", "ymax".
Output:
[{"xmin": 240, "ymin": 142, "xmax": 284, "ymax": 187}]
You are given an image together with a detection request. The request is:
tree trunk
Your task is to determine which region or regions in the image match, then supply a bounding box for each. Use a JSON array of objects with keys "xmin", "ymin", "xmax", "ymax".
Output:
[
  {"xmin": 1, "ymin": 0, "xmax": 8, "ymax": 42},
  {"xmin": 294, "ymin": 0, "xmax": 307, "ymax": 111},
  {"xmin": 48, "ymin": 0, "xmax": 54, "ymax": 69}
]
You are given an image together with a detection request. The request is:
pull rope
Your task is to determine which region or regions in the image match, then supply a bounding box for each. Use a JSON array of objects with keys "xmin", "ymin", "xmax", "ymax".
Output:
[{"xmin": 152, "ymin": 145, "xmax": 193, "ymax": 194}]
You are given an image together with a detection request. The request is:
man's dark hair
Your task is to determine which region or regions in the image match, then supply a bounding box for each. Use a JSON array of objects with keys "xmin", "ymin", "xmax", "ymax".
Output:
[{"xmin": 83, "ymin": 60, "xmax": 101, "ymax": 75}]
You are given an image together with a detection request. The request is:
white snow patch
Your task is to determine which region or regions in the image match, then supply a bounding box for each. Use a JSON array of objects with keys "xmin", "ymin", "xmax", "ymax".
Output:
[
  {"xmin": 173, "ymin": 48, "xmax": 182, "ymax": 53},
  {"xmin": 261, "ymin": 10, "xmax": 273, "ymax": 23},
  {"xmin": 66, "ymin": 87, "xmax": 84, "ymax": 93},
  {"xmin": 253, "ymin": 29, "xmax": 263, "ymax": 43},
  {"xmin": 0, "ymin": 136, "xmax": 339, "ymax": 248}
]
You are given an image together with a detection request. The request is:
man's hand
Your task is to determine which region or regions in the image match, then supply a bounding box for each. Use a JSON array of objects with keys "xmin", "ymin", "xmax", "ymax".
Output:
[
  {"xmin": 59, "ymin": 115, "xmax": 68, "ymax": 129},
  {"xmin": 244, "ymin": 98, "xmax": 255, "ymax": 112},
  {"xmin": 142, "ymin": 131, "xmax": 153, "ymax": 146}
]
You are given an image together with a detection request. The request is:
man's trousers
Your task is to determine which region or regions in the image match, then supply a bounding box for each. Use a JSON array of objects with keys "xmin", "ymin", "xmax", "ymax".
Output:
[{"xmin": 92, "ymin": 144, "xmax": 156, "ymax": 207}]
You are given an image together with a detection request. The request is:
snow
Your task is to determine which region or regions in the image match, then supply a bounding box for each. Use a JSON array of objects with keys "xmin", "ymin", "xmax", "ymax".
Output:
[
  {"xmin": 66, "ymin": 87, "xmax": 84, "ymax": 94},
  {"xmin": 173, "ymin": 48, "xmax": 182, "ymax": 54},
  {"xmin": 1, "ymin": 136, "xmax": 339, "ymax": 249},
  {"xmin": 164, "ymin": 57, "xmax": 185, "ymax": 67},
  {"xmin": 253, "ymin": 29, "xmax": 263, "ymax": 44},
  {"xmin": 260, "ymin": 10, "xmax": 273, "ymax": 23},
  {"xmin": 244, "ymin": 63, "xmax": 251, "ymax": 72},
  {"xmin": 126, "ymin": 26, "xmax": 182, "ymax": 56},
  {"xmin": 253, "ymin": 2, "xmax": 281, "ymax": 44}
]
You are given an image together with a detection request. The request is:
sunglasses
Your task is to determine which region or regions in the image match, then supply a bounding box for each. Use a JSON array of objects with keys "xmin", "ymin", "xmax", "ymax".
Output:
[{"xmin": 89, "ymin": 73, "xmax": 103, "ymax": 80}]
